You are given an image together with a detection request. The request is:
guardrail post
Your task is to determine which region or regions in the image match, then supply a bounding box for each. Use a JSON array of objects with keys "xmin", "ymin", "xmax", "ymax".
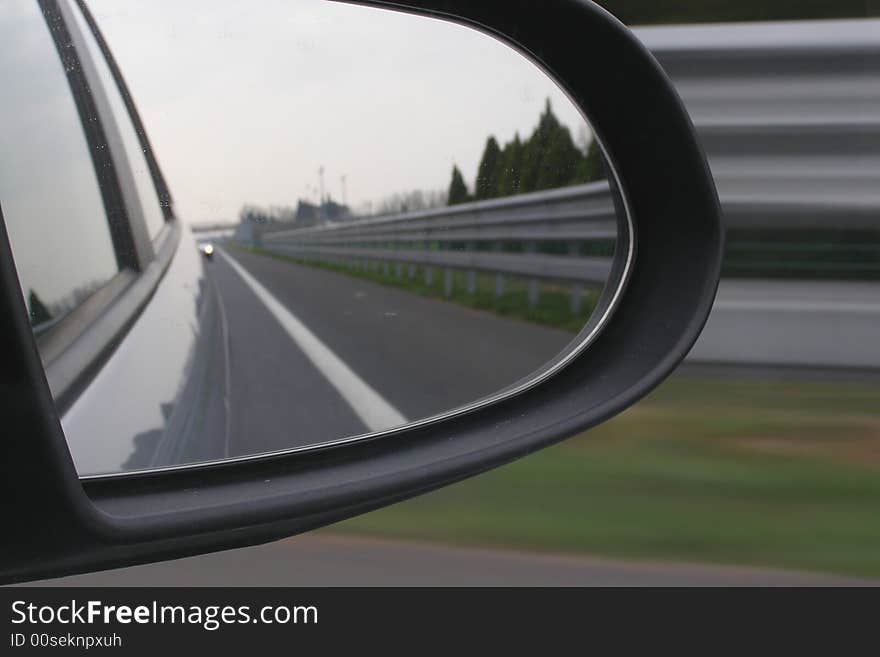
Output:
[
  {"xmin": 466, "ymin": 242, "xmax": 477, "ymax": 295},
  {"xmin": 571, "ymin": 283, "xmax": 584, "ymax": 315},
  {"xmin": 526, "ymin": 243, "xmax": 539, "ymax": 309},
  {"xmin": 395, "ymin": 263, "xmax": 403, "ymax": 278},
  {"xmin": 444, "ymin": 268, "xmax": 453, "ymax": 297},
  {"xmin": 493, "ymin": 242, "xmax": 505, "ymax": 298}
]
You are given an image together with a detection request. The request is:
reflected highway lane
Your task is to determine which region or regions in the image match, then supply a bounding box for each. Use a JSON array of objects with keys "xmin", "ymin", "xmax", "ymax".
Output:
[{"xmin": 208, "ymin": 246, "xmax": 575, "ymax": 457}]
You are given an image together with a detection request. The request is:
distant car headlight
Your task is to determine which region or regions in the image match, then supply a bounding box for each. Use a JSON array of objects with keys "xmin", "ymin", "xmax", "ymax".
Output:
[{"xmin": 202, "ymin": 244, "xmax": 214, "ymax": 257}]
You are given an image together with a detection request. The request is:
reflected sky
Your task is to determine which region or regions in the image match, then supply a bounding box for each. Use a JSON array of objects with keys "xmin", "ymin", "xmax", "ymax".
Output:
[{"xmin": 86, "ymin": 0, "xmax": 592, "ymax": 224}]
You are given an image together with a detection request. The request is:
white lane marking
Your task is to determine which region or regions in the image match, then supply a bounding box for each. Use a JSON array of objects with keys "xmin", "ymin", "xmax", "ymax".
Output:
[{"xmin": 218, "ymin": 248, "xmax": 407, "ymax": 432}]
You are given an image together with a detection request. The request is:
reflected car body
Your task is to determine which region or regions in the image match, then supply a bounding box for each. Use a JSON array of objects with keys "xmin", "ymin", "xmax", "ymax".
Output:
[
  {"xmin": 1, "ymin": 0, "xmax": 225, "ymax": 475},
  {"xmin": 62, "ymin": 228, "xmax": 227, "ymax": 475}
]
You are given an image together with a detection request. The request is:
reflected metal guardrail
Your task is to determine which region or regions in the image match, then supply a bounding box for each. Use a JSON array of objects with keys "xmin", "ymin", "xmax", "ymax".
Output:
[{"xmin": 260, "ymin": 181, "xmax": 617, "ymax": 312}]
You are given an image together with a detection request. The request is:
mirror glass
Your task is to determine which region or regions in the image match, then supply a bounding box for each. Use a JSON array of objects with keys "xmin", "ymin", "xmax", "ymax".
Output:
[{"xmin": 4, "ymin": 0, "xmax": 630, "ymax": 476}]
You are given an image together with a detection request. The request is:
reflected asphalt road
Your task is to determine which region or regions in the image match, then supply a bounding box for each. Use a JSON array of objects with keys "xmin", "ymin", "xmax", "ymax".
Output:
[
  {"xmin": 209, "ymin": 246, "xmax": 575, "ymax": 456},
  {"xmin": 23, "ymin": 534, "xmax": 874, "ymax": 586}
]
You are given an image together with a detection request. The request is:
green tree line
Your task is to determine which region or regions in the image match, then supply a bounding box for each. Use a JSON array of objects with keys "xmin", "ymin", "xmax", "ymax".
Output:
[{"xmin": 447, "ymin": 99, "xmax": 604, "ymax": 205}]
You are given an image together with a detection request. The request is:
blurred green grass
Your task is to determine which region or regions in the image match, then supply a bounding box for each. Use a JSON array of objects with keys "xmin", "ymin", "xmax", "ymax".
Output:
[{"xmin": 327, "ymin": 375, "xmax": 880, "ymax": 577}]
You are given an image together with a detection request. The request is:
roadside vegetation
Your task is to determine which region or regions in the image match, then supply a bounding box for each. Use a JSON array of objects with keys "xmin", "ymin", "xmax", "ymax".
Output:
[
  {"xmin": 446, "ymin": 99, "xmax": 604, "ymax": 206},
  {"xmin": 328, "ymin": 375, "xmax": 880, "ymax": 578},
  {"xmin": 239, "ymin": 245, "xmax": 601, "ymax": 333}
]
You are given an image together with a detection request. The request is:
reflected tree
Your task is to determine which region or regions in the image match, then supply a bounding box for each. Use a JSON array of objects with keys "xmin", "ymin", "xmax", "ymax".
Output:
[
  {"xmin": 447, "ymin": 165, "xmax": 470, "ymax": 205},
  {"xmin": 27, "ymin": 290, "xmax": 52, "ymax": 326},
  {"xmin": 475, "ymin": 136, "xmax": 503, "ymax": 200}
]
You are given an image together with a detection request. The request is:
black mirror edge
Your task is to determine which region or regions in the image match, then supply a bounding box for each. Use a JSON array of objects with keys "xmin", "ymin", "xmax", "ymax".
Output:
[{"xmin": 0, "ymin": 0, "xmax": 723, "ymax": 584}]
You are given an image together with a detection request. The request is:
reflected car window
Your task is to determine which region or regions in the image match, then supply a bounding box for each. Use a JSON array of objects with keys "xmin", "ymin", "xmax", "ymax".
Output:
[
  {"xmin": 68, "ymin": 0, "xmax": 166, "ymax": 240},
  {"xmin": 0, "ymin": 1, "xmax": 118, "ymax": 332}
]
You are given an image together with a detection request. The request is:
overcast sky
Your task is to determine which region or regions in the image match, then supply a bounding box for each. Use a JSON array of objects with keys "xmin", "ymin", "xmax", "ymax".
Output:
[{"xmin": 88, "ymin": 0, "xmax": 592, "ymax": 225}]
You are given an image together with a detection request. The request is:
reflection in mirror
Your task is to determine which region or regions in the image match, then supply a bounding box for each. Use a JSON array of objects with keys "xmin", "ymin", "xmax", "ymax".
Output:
[
  {"xmin": 0, "ymin": 1, "xmax": 121, "ymax": 335},
  {"xmin": 5, "ymin": 0, "xmax": 630, "ymax": 476}
]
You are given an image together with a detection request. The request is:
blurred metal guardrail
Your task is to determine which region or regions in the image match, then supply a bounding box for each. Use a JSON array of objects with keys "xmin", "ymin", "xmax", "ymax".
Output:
[{"xmin": 642, "ymin": 19, "xmax": 880, "ymax": 244}]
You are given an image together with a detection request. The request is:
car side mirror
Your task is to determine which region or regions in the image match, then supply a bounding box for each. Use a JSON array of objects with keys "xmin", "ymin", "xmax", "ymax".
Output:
[{"xmin": 0, "ymin": 0, "xmax": 722, "ymax": 583}]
